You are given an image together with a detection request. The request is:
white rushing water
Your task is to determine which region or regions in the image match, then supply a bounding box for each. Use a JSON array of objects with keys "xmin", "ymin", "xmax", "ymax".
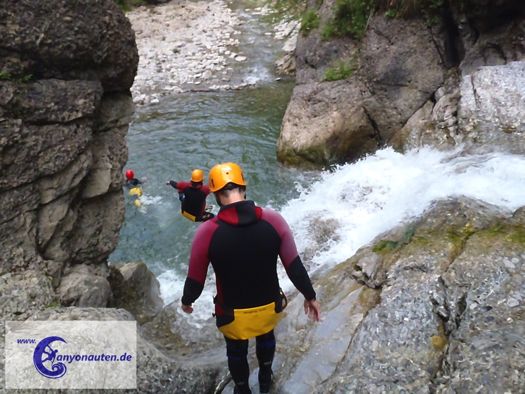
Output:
[{"xmin": 158, "ymin": 146, "xmax": 525, "ymax": 322}]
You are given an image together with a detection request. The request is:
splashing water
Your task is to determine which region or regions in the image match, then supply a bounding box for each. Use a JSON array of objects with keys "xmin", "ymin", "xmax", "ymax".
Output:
[
  {"xmin": 281, "ymin": 146, "xmax": 525, "ymax": 276},
  {"xmin": 158, "ymin": 146, "xmax": 525, "ymax": 321}
]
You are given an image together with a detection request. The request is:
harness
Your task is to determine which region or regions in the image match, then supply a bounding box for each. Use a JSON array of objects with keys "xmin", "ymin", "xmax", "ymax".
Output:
[
  {"xmin": 179, "ymin": 187, "xmax": 207, "ymax": 221},
  {"xmin": 216, "ymin": 290, "xmax": 288, "ymax": 340}
]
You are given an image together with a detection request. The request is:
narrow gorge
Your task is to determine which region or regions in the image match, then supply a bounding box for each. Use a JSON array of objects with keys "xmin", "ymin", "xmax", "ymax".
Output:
[{"xmin": 0, "ymin": 0, "xmax": 523, "ymax": 393}]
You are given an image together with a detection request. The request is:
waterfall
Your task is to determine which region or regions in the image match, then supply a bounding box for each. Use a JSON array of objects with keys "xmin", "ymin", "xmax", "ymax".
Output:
[{"xmin": 281, "ymin": 146, "xmax": 525, "ymax": 276}]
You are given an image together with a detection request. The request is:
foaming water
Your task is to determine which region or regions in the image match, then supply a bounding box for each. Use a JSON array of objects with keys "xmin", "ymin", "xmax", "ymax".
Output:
[
  {"xmin": 281, "ymin": 146, "xmax": 525, "ymax": 278},
  {"xmin": 157, "ymin": 146, "xmax": 525, "ymax": 322}
]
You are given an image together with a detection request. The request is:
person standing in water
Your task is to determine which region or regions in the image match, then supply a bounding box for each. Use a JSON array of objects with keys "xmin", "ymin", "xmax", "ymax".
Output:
[
  {"xmin": 180, "ymin": 162, "xmax": 320, "ymax": 394},
  {"xmin": 167, "ymin": 169, "xmax": 214, "ymax": 222}
]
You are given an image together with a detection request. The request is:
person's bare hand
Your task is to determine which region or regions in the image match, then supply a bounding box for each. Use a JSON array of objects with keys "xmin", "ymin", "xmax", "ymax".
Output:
[
  {"xmin": 181, "ymin": 303, "xmax": 193, "ymax": 314},
  {"xmin": 304, "ymin": 299, "xmax": 321, "ymax": 321}
]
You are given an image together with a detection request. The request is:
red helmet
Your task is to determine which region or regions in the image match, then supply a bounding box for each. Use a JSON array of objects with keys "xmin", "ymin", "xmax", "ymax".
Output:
[{"xmin": 125, "ymin": 169, "xmax": 135, "ymax": 180}]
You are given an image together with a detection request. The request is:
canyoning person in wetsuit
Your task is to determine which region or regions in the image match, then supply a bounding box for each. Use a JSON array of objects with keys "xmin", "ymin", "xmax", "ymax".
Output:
[
  {"xmin": 167, "ymin": 169, "xmax": 214, "ymax": 222},
  {"xmin": 180, "ymin": 162, "xmax": 321, "ymax": 394},
  {"xmin": 125, "ymin": 169, "xmax": 142, "ymax": 188},
  {"xmin": 125, "ymin": 169, "xmax": 143, "ymax": 208}
]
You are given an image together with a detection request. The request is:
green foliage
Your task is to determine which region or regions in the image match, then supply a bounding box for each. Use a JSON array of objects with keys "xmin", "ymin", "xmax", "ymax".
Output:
[
  {"xmin": 384, "ymin": 8, "xmax": 398, "ymax": 18},
  {"xmin": 324, "ymin": 54, "xmax": 358, "ymax": 81},
  {"xmin": 380, "ymin": 0, "xmax": 445, "ymax": 24},
  {"xmin": 267, "ymin": 0, "xmax": 308, "ymax": 11},
  {"xmin": 322, "ymin": 0, "xmax": 374, "ymax": 39},
  {"xmin": 261, "ymin": 0, "xmax": 310, "ymax": 22},
  {"xmin": 113, "ymin": 0, "xmax": 145, "ymax": 12},
  {"xmin": 0, "ymin": 70, "xmax": 33, "ymax": 83},
  {"xmin": 372, "ymin": 226, "xmax": 416, "ymax": 254},
  {"xmin": 300, "ymin": 10, "xmax": 320, "ymax": 35},
  {"xmin": 325, "ymin": 63, "xmax": 352, "ymax": 82},
  {"xmin": 477, "ymin": 223, "xmax": 525, "ymax": 246},
  {"xmin": 46, "ymin": 300, "xmax": 61, "ymax": 309},
  {"xmin": 321, "ymin": 23, "xmax": 336, "ymax": 40},
  {"xmin": 508, "ymin": 226, "xmax": 525, "ymax": 245},
  {"xmin": 373, "ymin": 239, "xmax": 400, "ymax": 253}
]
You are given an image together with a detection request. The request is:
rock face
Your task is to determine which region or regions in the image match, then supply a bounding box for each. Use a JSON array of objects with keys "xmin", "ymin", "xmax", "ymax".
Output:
[
  {"xmin": 109, "ymin": 262, "xmax": 164, "ymax": 324},
  {"xmin": 0, "ymin": 0, "xmax": 137, "ymax": 312},
  {"xmin": 278, "ymin": 0, "xmax": 525, "ymax": 166},
  {"xmin": 0, "ymin": 0, "xmax": 137, "ymax": 91},
  {"xmin": 271, "ymin": 198, "xmax": 524, "ymax": 393},
  {"xmin": 457, "ymin": 61, "xmax": 525, "ymax": 153},
  {"xmin": 277, "ymin": 79, "xmax": 379, "ymax": 165}
]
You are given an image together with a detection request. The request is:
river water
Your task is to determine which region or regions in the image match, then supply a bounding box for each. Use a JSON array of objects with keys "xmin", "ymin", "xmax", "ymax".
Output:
[
  {"xmin": 111, "ymin": 1, "xmax": 525, "ymax": 323},
  {"xmin": 110, "ymin": 83, "xmax": 316, "ymax": 300},
  {"xmin": 111, "ymin": 1, "xmax": 317, "ymax": 319}
]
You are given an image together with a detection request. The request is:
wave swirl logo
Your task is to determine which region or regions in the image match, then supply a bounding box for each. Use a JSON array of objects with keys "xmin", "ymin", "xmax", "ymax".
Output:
[{"xmin": 33, "ymin": 336, "xmax": 67, "ymax": 379}]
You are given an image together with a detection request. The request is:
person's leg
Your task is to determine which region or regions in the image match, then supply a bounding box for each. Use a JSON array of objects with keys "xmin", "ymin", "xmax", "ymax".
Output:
[
  {"xmin": 224, "ymin": 336, "xmax": 251, "ymax": 394},
  {"xmin": 256, "ymin": 330, "xmax": 275, "ymax": 393}
]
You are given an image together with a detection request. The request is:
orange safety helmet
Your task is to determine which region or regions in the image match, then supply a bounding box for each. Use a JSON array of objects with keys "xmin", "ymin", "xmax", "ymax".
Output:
[
  {"xmin": 208, "ymin": 162, "xmax": 246, "ymax": 192},
  {"xmin": 191, "ymin": 169, "xmax": 204, "ymax": 183},
  {"xmin": 125, "ymin": 169, "xmax": 135, "ymax": 180}
]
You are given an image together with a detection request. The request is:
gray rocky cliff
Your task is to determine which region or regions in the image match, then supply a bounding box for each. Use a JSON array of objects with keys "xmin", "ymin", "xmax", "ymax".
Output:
[
  {"xmin": 0, "ymin": 0, "xmax": 138, "ymax": 309},
  {"xmin": 0, "ymin": 0, "xmax": 142, "ymax": 390},
  {"xmin": 277, "ymin": 0, "xmax": 525, "ymax": 167}
]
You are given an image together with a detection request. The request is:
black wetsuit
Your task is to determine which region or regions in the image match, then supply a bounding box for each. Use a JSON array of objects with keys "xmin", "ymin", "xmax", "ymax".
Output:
[
  {"xmin": 182, "ymin": 200, "xmax": 316, "ymax": 393},
  {"xmin": 125, "ymin": 178, "xmax": 141, "ymax": 188},
  {"xmin": 169, "ymin": 180, "xmax": 213, "ymax": 222}
]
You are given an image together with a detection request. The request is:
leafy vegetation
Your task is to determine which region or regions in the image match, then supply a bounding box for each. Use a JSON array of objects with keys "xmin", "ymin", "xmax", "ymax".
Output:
[
  {"xmin": 324, "ymin": 59, "xmax": 356, "ymax": 81},
  {"xmin": 372, "ymin": 226, "xmax": 416, "ymax": 254},
  {"xmin": 315, "ymin": 0, "xmax": 447, "ymax": 40},
  {"xmin": 261, "ymin": 0, "xmax": 310, "ymax": 22},
  {"xmin": 380, "ymin": 0, "xmax": 444, "ymax": 16},
  {"xmin": 379, "ymin": 0, "xmax": 445, "ymax": 24},
  {"xmin": 113, "ymin": 0, "xmax": 145, "ymax": 12},
  {"xmin": 300, "ymin": 10, "xmax": 320, "ymax": 35},
  {"xmin": 266, "ymin": 0, "xmax": 308, "ymax": 12},
  {"xmin": 322, "ymin": 0, "xmax": 375, "ymax": 39},
  {"xmin": 384, "ymin": 8, "xmax": 398, "ymax": 18},
  {"xmin": 324, "ymin": 53, "xmax": 359, "ymax": 81},
  {"xmin": 0, "ymin": 70, "xmax": 33, "ymax": 83},
  {"xmin": 46, "ymin": 300, "xmax": 61, "ymax": 309}
]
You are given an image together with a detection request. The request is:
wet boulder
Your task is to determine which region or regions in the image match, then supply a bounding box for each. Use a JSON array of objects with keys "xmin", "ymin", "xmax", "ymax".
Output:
[
  {"xmin": 109, "ymin": 262, "xmax": 164, "ymax": 324},
  {"xmin": 270, "ymin": 198, "xmax": 525, "ymax": 393}
]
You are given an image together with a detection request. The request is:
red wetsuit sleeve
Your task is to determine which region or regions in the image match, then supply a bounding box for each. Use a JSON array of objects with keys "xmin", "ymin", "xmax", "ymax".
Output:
[
  {"xmin": 176, "ymin": 181, "xmax": 191, "ymax": 192},
  {"xmin": 201, "ymin": 185, "xmax": 211, "ymax": 196},
  {"xmin": 181, "ymin": 219, "xmax": 218, "ymax": 305},
  {"xmin": 261, "ymin": 209, "xmax": 316, "ymax": 300}
]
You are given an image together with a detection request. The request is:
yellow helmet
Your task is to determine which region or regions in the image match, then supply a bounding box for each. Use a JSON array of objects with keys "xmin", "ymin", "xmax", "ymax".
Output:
[
  {"xmin": 208, "ymin": 162, "xmax": 246, "ymax": 192},
  {"xmin": 191, "ymin": 169, "xmax": 204, "ymax": 183}
]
